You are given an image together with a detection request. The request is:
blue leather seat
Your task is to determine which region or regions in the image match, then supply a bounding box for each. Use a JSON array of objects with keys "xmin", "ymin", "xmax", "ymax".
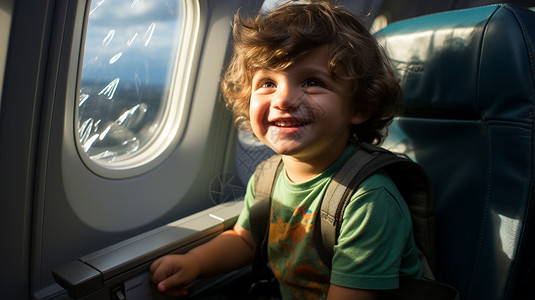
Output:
[{"xmin": 376, "ymin": 4, "xmax": 535, "ymax": 300}]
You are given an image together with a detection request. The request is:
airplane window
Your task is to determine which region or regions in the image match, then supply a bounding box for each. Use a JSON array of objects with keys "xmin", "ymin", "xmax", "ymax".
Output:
[{"xmin": 76, "ymin": 0, "xmax": 192, "ymax": 176}]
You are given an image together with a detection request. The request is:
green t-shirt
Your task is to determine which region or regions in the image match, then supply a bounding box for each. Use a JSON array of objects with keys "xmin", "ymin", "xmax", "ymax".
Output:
[{"xmin": 237, "ymin": 146, "xmax": 423, "ymax": 299}]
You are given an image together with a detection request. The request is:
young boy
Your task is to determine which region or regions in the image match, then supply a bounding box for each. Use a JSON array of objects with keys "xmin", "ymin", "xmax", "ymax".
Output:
[{"xmin": 150, "ymin": 1, "xmax": 422, "ymax": 299}]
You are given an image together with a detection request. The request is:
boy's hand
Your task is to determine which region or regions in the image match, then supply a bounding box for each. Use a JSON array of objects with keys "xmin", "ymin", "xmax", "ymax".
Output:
[
  {"xmin": 149, "ymin": 225, "xmax": 253, "ymax": 297},
  {"xmin": 150, "ymin": 253, "xmax": 201, "ymax": 298}
]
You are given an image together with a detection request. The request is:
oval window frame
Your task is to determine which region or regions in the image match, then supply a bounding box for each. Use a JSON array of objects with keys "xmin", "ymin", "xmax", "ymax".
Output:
[{"xmin": 74, "ymin": 0, "xmax": 200, "ymax": 179}]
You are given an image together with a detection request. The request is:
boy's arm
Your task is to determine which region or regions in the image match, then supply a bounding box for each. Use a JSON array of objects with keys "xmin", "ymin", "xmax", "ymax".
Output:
[
  {"xmin": 150, "ymin": 223, "xmax": 254, "ymax": 297},
  {"xmin": 327, "ymin": 284, "xmax": 378, "ymax": 300},
  {"xmin": 190, "ymin": 223, "xmax": 254, "ymax": 277}
]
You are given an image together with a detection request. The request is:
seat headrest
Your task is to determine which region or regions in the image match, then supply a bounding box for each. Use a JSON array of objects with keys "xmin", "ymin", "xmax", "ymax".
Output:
[{"xmin": 375, "ymin": 4, "xmax": 535, "ymax": 122}]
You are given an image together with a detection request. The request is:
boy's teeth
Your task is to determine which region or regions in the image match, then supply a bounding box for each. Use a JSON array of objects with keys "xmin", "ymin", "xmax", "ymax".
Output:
[
  {"xmin": 274, "ymin": 120, "xmax": 303, "ymax": 127},
  {"xmin": 277, "ymin": 121, "xmax": 295, "ymax": 126}
]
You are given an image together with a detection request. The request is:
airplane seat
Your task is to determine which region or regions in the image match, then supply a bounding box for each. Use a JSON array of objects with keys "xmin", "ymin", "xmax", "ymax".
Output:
[{"xmin": 375, "ymin": 4, "xmax": 535, "ymax": 300}]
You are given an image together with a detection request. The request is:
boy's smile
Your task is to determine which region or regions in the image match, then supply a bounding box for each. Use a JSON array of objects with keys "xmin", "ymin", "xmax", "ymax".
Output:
[
  {"xmin": 269, "ymin": 118, "xmax": 311, "ymax": 134},
  {"xmin": 249, "ymin": 45, "xmax": 369, "ymax": 177},
  {"xmin": 267, "ymin": 105, "xmax": 315, "ymax": 135}
]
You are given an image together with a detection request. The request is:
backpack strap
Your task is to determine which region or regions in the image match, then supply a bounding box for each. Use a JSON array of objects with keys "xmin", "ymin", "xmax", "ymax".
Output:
[
  {"xmin": 249, "ymin": 155, "xmax": 283, "ymax": 277},
  {"xmin": 320, "ymin": 143, "xmax": 436, "ymax": 273},
  {"xmin": 319, "ymin": 146, "xmax": 376, "ymax": 262}
]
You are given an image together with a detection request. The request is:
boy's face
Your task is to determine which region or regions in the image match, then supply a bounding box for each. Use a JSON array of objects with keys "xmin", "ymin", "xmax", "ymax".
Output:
[{"xmin": 249, "ymin": 45, "xmax": 368, "ymax": 162}]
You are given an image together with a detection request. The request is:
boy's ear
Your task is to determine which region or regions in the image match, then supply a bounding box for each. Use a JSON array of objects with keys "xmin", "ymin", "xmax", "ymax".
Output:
[{"xmin": 350, "ymin": 108, "xmax": 372, "ymax": 125}]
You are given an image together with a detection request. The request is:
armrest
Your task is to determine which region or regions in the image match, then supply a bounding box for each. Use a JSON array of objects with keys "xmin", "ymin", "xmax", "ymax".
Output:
[{"xmin": 52, "ymin": 200, "xmax": 243, "ymax": 299}]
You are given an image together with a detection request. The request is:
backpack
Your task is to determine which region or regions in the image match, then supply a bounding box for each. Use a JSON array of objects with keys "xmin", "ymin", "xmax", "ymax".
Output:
[{"xmin": 248, "ymin": 143, "xmax": 459, "ymax": 300}]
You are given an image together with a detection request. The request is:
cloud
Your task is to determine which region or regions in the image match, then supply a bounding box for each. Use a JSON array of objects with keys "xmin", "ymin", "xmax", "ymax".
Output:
[{"xmin": 81, "ymin": 0, "xmax": 184, "ymax": 85}]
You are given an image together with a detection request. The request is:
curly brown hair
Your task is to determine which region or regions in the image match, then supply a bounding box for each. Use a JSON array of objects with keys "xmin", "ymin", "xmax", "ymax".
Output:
[{"xmin": 220, "ymin": 1, "xmax": 401, "ymax": 145}]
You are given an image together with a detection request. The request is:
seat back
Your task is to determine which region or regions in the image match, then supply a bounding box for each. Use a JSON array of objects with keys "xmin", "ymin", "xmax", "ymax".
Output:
[{"xmin": 376, "ymin": 4, "xmax": 535, "ymax": 300}]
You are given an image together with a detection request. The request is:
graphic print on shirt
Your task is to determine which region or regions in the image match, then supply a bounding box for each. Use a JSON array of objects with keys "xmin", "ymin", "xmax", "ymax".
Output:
[{"xmin": 268, "ymin": 198, "xmax": 330, "ymax": 299}]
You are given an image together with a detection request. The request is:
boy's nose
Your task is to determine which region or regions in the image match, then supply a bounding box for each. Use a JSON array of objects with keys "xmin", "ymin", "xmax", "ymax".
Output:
[{"xmin": 271, "ymin": 85, "xmax": 304, "ymax": 111}]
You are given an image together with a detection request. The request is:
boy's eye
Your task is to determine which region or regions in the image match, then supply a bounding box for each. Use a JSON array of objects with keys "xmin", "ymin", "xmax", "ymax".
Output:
[
  {"xmin": 303, "ymin": 79, "xmax": 323, "ymax": 88},
  {"xmin": 262, "ymin": 81, "xmax": 276, "ymax": 88}
]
